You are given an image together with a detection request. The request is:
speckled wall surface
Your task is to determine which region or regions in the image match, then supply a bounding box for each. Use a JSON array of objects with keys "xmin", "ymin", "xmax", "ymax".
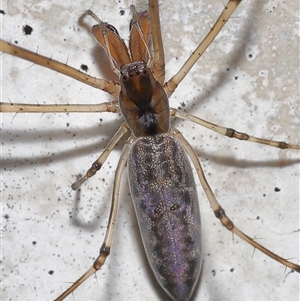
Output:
[{"xmin": 2, "ymin": 1, "xmax": 299, "ymax": 300}]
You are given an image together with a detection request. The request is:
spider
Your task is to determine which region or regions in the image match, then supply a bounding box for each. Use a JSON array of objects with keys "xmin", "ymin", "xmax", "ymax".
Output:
[{"xmin": 1, "ymin": 1, "xmax": 299, "ymax": 300}]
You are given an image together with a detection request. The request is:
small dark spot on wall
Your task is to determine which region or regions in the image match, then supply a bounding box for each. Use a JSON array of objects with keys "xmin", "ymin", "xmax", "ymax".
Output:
[
  {"xmin": 23, "ymin": 25, "xmax": 33, "ymax": 35},
  {"xmin": 212, "ymin": 269, "xmax": 216, "ymax": 276},
  {"xmin": 32, "ymin": 241, "xmax": 37, "ymax": 245},
  {"xmin": 248, "ymin": 53, "xmax": 253, "ymax": 59},
  {"xmin": 120, "ymin": 9, "xmax": 125, "ymax": 16},
  {"xmin": 274, "ymin": 187, "xmax": 280, "ymax": 192},
  {"xmin": 4, "ymin": 214, "xmax": 9, "ymax": 219},
  {"xmin": 0, "ymin": 10, "xmax": 5, "ymax": 15},
  {"xmin": 80, "ymin": 64, "xmax": 89, "ymax": 72},
  {"xmin": 230, "ymin": 268, "xmax": 234, "ymax": 272},
  {"xmin": 48, "ymin": 270, "xmax": 54, "ymax": 275}
]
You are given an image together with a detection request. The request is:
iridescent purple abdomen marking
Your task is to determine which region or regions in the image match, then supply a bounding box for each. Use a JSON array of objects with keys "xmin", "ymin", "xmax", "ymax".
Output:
[{"xmin": 128, "ymin": 133, "xmax": 202, "ymax": 301}]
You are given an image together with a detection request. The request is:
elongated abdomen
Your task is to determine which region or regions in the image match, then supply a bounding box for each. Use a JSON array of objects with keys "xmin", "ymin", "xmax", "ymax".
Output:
[{"xmin": 128, "ymin": 133, "xmax": 202, "ymax": 301}]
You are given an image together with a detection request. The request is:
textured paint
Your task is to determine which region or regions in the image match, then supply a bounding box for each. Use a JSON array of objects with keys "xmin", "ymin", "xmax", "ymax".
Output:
[
  {"xmin": 128, "ymin": 133, "xmax": 202, "ymax": 301},
  {"xmin": 2, "ymin": 1, "xmax": 299, "ymax": 301}
]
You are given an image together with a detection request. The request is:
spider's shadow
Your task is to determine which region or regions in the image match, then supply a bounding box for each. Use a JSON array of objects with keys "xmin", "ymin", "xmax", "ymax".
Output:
[{"xmin": 171, "ymin": 1, "xmax": 265, "ymax": 127}]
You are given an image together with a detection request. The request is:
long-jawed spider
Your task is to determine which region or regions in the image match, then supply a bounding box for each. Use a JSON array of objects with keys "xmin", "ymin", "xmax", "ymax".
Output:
[{"xmin": 1, "ymin": 0, "xmax": 299, "ymax": 300}]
